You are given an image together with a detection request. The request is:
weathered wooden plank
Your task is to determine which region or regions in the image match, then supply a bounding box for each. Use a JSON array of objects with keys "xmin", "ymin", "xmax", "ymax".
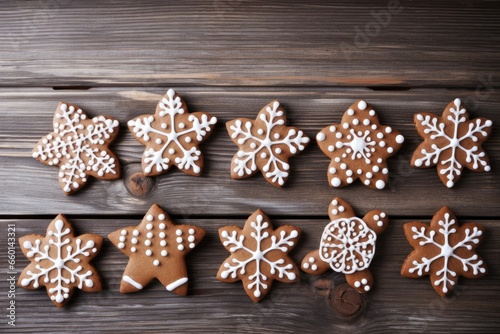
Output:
[
  {"xmin": 0, "ymin": 0, "xmax": 499, "ymax": 87},
  {"xmin": 0, "ymin": 87, "xmax": 498, "ymax": 216},
  {"xmin": 1, "ymin": 218, "xmax": 498, "ymax": 333}
]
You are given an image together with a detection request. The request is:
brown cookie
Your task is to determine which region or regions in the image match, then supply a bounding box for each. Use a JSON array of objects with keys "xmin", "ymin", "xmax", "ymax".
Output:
[
  {"xmin": 301, "ymin": 198, "xmax": 388, "ymax": 293},
  {"xmin": 226, "ymin": 100, "xmax": 310, "ymax": 187},
  {"xmin": 32, "ymin": 102, "xmax": 120, "ymax": 194},
  {"xmin": 109, "ymin": 204, "xmax": 205, "ymax": 295},
  {"xmin": 217, "ymin": 209, "xmax": 301, "ymax": 302},
  {"xmin": 411, "ymin": 98, "xmax": 492, "ymax": 188},
  {"xmin": 18, "ymin": 215, "xmax": 103, "ymax": 308},
  {"xmin": 401, "ymin": 206, "xmax": 487, "ymax": 296},
  {"xmin": 128, "ymin": 89, "xmax": 217, "ymax": 176},
  {"xmin": 316, "ymin": 100, "xmax": 404, "ymax": 189}
]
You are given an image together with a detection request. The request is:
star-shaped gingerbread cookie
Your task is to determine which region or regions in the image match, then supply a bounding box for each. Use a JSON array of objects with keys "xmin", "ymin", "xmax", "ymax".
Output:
[
  {"xmin": 128, "ymin": 89, "xmax": 217, "ymax": 176},
  {"xmin": 226, "ymin": 101, "xmax": 310, "ymax": 187},
  {"xmin": 217, "ymin": 209, "xmax": 301, "ymax": 302},
  {"xmin": 401, "ymin": 206, "xmax": 487, "ymax": 296},
  {"xmin": 411, "ymin": 98, "xmax": 492, "ymax": 188},
  {"xmin": 18, "ymin": 215, "xmax": 103, "ymax": 308},
  {"xmin": 32, "ymin": 102, "xmax": 120, "ymax": 194},
  {"xmin": 301, "ymin": 198, "xmax": 388, "ymax": 293},
  {"xmin": 109, "ymin": 204, "xmax": 205, "ymax": 295},
  {"xmin": 316, "ymin": 100, "xmax": 404, "ymax": 189}
]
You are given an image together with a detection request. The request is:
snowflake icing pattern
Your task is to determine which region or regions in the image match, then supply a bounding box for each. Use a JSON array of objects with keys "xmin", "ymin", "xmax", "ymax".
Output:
[
  {"xmin": 227, "ymin": 101, "xmax": 309, "ymax": 187},
  {"xmin": 128, "ymin": 89, "xmax": 217, "ymax": 176},
  {"xmin": 402, "ymin": 207, "xmax": 487, "ymax": 296},
  {"xmin": 412, "ymin": 98, "xmax": 492, "ymax": 188},
  {"xmin": 32, "ymin": 102, "xmax": 120, "ymax": 194},
  {"xmin": 19, "ymin": 215, "xmax": 102, "ymax": 307},
  {"xmin": 217, "ymin": 210, "xmax": 300, "ymax": 302}
]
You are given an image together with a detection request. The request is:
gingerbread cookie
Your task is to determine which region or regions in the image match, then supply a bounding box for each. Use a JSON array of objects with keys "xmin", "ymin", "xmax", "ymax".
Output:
[
  {"xmin": 401, "ymin": 206, "xmax": 487, "ymax": 296},
  {"xmin": 226, "ymin": 101, "xmax": 310, "ymax": 187},
  {"xmin": 316, "ymin": 100, "xmax": 404, "ymax": 189},
  {"xmin": 301, "ymin": 198, "xmax": 388, "ymax": 293},
  {"xmin": 32, "ymin": 102, "xmax": 120, "ymax": 194},
  {"xmin": 18, "ymin": 215, "xmax": 103, "ymax": 308},
  {"xmin": 128, "ymin": 89, "xmax": 217, "ymax": 176},
  {"xmin": 109, "ymin": 204, "xmax": 205, "ymax": 295},
  {"xmin": 217, "ymin": 209, "xmax": 301, "ymax": 302},
  {"xmin": 411, "ymin": 98, "xmax": 492, "ymax": 188}
]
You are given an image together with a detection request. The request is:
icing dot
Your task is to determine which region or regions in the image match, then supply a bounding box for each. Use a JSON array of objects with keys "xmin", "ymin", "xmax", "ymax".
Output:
[
  {"xmin": 346, "ymin": 170, "xmax": 353, "ymax": 176},
  {"xmin": 380, "ymin": 212, "xmax": 386, "ymax": 218},
  {"xmin": 385, "ymin": 127, "xmax": 392, "ymax": 134},
  {"xmin": 147, "ymin": 232, "xmax": 153, "ymax": 239},
  {"xmin": 188, "ymin": 235, "xmax": 195, "ymax": 242},
  {"xmin": 260, "ymin": 152, "xmax": 267, "ymax": 159},
  {"xmin": 485, "ymin": 165, "xmax": 491, "ymax": 172},
  {"xmin": 158, "ymin": 214, "xmax": 165, "ymax": 220},
  {"xmin": 131, "ymin": 238, "xmax": 138, "ymax": 244},
  {"xmin": 303, "ymin": 263, "xmax": 310, "ymax": 269},
  {"xmin": 357, "ymin": 169, "xmax": 362, "ymax": 174},
  {"xmin": 329, "ymin": 167, "xmax": 337, "ymax": 174},
  {"xmin": 377, "ymin": 221, "xmax": 384, "ymax": 227},
  {"xmin": 357, "ymin": 100, "xmax": 367, "ymax": 110},
  {"xmin": 331, "ymin": 177, "xmax": 341, "ymax": 187},
  {"xmin": 328, "ymin": 145, "xmax": 335, "ymax": 152},
  {"xmin": 382, "ymin": 168, "xmax": 388, "ymax": 174},
  {"xmin": 369, "ymin": 110, "xmax": 376, "ymax": 117},
  {"xmin": 189, "ymin": 243, "xmax": 196, "ymax": 248},
  {"xmin": 257, "ymin": 129, "xmax": 264, "ymax": 135},
  {"xmin": 169, "ymin": 148, "xmax": 175, "ymax": 154},
  {"xmin": 178, "ymin": 245, "xmax": 184, "ymax": 251},
  {"xmin": 340, "ymin": 163, "xmax": 347, "ymax": 170},
  {"xmin": 366, "ymin": 172, "xmax": 373, "ymax": 179},
  {"xmin": 275, "ymin": 147, "xmax": 282, "ymax": 154},
  {"xmin": 161, "ymin": 123, "xmax": 167, "ymax": 129},
  {"xmin": 145, "ymin": 250, "xmax": 152, "ymax": 256},
  {"xmin": 447, "ymin": 180, "xmax": 454, "ymax": 188},
  {"xmin": 363, "ymin": 119, "xmax": 370, "ymax": 126},
  {"xmin": 159, "ymin": 232, "xmax": 166, "ymax": 238},
  {"xmin": 121, "ymin": 230, "xmax": 127, "ymax": 236},
  {"xmin": 176, "ymin": 229, "xmax": 182, "ymax": 236},
  {"xmin": 387, "ymin": 147, "xmax": 394, "ymax": 153},
  {"xmin": 160, "ymin": 240, "xmax": 167, "ymax": 247},
  {"xmin": 133, "ymin": 230, "xmax": 139, "ymax": 236},
  {"xmin": 316, "ymin": 132, "xmax": 326, "ymax": 142},
  {"xmin": 131, "ymin": 247, "xmax": 136, "ymax": 252},
  {"xmin": 119, "ymin": 236, "xmax": 126, "ymax": 242},
  {"xmin": 146, "ymin": 223, "xmax": 153, "ymax": 230},
  {"xmin": 118, "ymin": 242, "xmax": 125, "ymax": 249},
  {"xmin": 145, "ymin": 240, "xmax": 151, "ymax": 246},
  {"xmin": 176, "ymin": 237, "xmax": 183, "ymax": 243},
  {"xmin": 161, "ymin": 250, "xmax": 168, "ymax": 257},
  {"xmin": 364, "ymin": 285, "xmax": 370, "ymax": 291},
  {"xmin": 274, "ymin": 133, "xmax": 280, "ymax": 139},
  {"xmin": 372, "ymin": 166, "xmax": 380, "ymax": 172},
  {"xmin": 375, "ymin": 180, "xmax": 385, "ymax": 189},
  {"xmin": 396, "ymin": 134, "xmax": 404, "ymax": 144},
  {"xmin": 347, "ymin": 109, "xmax": 355, "ymax": 116},
  {"xmin": 146, "ymin": 215, "xmax": 154, "ymax": 222},
  {"xmin": 373, "ymin": 215, "xmax": 379, "ymax": 220},
  {"xmin": 159, "ymin": 223, "xmax": 166, "ymax": 230},
  {"xmin": 179, "ymin": 123, "xmax": 185, "ymax": 129},
  {"xmin": 361, "ymin": 278, "xmax": 368, "ymax": 284},
  {"xmin": 189, "ymin": 228, "xmax": 195, "ymax": 234},
  {"xmin": 329, "ymin": 126, "xmax": 336, "ymax": 132},
  {"xmin": 311, "ymin": 264, "xmax": 318, "ymax": 271},
  {"xmin": 347, "ymin": 177, "xmax": 353, "ymax": 183},
  {"xmin": 335, "ymin": 132, "xmax": 342, "ymax": 139},
  {"xmin": 155, "ymin": 138, "xmax": 162, "ymax": 144},
  {"xmin": 153, "ymin": 260, "xmax": 160, "ymax": 266},
  {"xmin": 250, "ymin": 142, "xmax": 257, "ymax": 149},
  {"xmin": 338, "ymin": 206, "xmax": 345, "ymax": 212},
  {"xmin": 354, "ymin": 281, "xmax": 361, "ymax": 288},
  {"xmin": 331, "ymin": 199, "xmax": 338, "ymax": 205},
  {"xmin": 331, "ymin": 209, "xmax": 338, "ymax": 215},
  {"xmin": 364, "ymin": 179, "xmax": 370, "ymax": 185}
]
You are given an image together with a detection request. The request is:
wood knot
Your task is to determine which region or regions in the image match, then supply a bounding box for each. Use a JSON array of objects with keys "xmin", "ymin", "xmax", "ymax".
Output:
[
  {"xmin": 330, "ymin": 283, "xmax": 366, "ymax": 317},
  {"xmin": 123, "ymin": 163, "xmax": 155, "ymax": 196}
]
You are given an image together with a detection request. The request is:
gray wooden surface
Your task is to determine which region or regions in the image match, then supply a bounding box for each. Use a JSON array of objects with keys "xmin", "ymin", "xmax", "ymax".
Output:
[{"xmin": 0, "ymin": 0, "xmax": 499, "ymax": 333}]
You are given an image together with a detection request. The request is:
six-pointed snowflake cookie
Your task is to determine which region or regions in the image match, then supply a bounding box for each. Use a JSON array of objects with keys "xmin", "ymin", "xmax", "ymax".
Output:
[
  {"xmin": 401, "ymin": 206, "xmax": 487, "ymax": 296},
  {"xmin": 411, "ymin": 98, "xmax": 493, "ymax": 188},
  {"xmin": 217, "ymin": 209, "xmax": 301, "ymax": 302},
  {"xmin": 226, "ymin": 101, "xmax": 310, "ymax": 187},
  {"xmin": 109, "ymin": 204, "xmax": 205, "ymax": 295},
  {"xmin": 18, "ymin": 215, "xmax": 103, "ymax": 308},
  {"xmin": 128, "ymin": 89, "xmax": 217, "ymax": 177},
  {"xmin": 301, "ymin": 198, "xmax": 388, "ymax": 293},
  {"xmin": 32, "ymin": 102, "xmax": 121, "ymax": 194},
  {"xmin": 316, "ymin": 100, "xmax": 404, "ymax": 189}
]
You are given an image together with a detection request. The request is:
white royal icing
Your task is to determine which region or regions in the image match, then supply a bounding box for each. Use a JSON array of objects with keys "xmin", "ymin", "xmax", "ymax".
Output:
[
  {"xmin": 32, "ymin": 103, "xmax": 119, "ymax": 193},
  {"xmin": 123, "ymin": 275, "xmax": 143, "ymax": 290},
  {"xmin": 408, "ymin": 212, "xmax": 486, "ymax": 294},
  {"xmin": 414, "ymin": 98, "xmax": 492, "ymax": 188},
  {"xmin": 220, "ymin": 214, "xmax": 299, "ymax": 298},
  {"xmin": 128, "ymin": 89, "xmax": 217, "ymax": 174},
  {"xmin": 229, "ymin": 101, "xmax": 309, "ymax": 186},
  {"xmin": 166, "ymin": 277, "xmax": 188, "ymax": 291},
  {"xmin": 21, "ymin": 219, "xmax": 99, "ymax": 303}
]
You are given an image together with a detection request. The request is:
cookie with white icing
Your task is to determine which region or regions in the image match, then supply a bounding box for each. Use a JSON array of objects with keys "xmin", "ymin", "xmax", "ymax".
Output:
[
  {"xmin": 226, "ymin": 101, "xmax": 310, "ymax": 187},
  {"xmin": 217, "ymin": 209, "xmax": 301, "ymax": 302},
  {"xmin": 128, "ymin": 89, "xmax": 217, "ymax": 176},
  {"xmin": 316, "ymin": 100, "xmax": 404, "ymax": 189},
  {"xmin": 411, "ymin": 98, "xmax": 492, "ymax": 188},
  {"xmin": 301, "ymin": 198, "xmax": 388, "ymax": 294},
  {"xmin": 32, "ymin": 102, "xmax": 120, "ymax": 194},
  {"xmin": 18, "ymin": 215, "xmax": 103, "ymax": 308},
  {"xmin": 109, "ymin": 204, "xmax": 205, "ymax": 295}
]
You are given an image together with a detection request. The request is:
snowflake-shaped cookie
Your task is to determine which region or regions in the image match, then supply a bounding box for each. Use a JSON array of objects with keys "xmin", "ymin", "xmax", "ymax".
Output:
[
  {"xmin": 302, "ymin": 198, "xmax": 388, "ymax": 293},
  {"xmin": 411, "ymin": 98, "xmax": 493, "ymax": 188},
  {"xmin": 18, "ymin": 215, "xmax": 103, "ymax": 308},
  {"xmin": 401, "ymin": 206, "xmax": 487, "ymax": 296},
  {"xmin": 217, "ymin": 209, "xmax": 301, "ymax": 302},
  {"xmin": 32, "ymin": 102, "xmax": 120, "ymax": 194},
  {"xmin": 226, "ymin": 101, "xmax": 310, "ymax": 187},
  {"xmin": 316, "ymin": 100, "xmax": 404, "ymax": 189},
  {"xmin": 128, "ymin": 89, "xmax": 217, "ymax": 176},
  {"xmin": 109, "ymin": 204, "xmax": 205, "ymax": 295}
]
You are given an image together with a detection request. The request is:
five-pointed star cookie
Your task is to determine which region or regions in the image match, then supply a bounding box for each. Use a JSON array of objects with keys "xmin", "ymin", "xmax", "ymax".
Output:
[
  {"xmin": 411, "ymin": 98, "xmax": 493, "ymax": 188},
  {"xmin": 128, "ymin": 89, "xmax": 217, "ymax": 177},
  {"xmin": 316, "ymin": 100, "xmax": 404, "ymax": 189},
  {"xmin": 226, "ymin": 100, "xmax": 310, "ymax": 187},
  {"xmin": 401, "ymin": 206, "xmax": 487, "ymax": 296},
  {"xmin": 32, "ymin": 102, "xmax": 120, "ymax": 194},
  {"xmin": 18, "ymin": 215, "xmax": 103, "ymax": 308},
  {"xmin": 301, "ymin": 198, "xmax": 388, "ymax": 293},
  {"xmin": 217, "ymin": 209, "xmax": 301, "ymax": 302},
  {"xmin": 109, "ymin": 204, "xmax": 205, "ymax": 295}
]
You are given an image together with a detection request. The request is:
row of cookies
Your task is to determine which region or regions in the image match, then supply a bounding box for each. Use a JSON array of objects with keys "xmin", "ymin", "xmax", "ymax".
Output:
[
  {"xmin": 33, "ymin": 90, "xmax": 492, "ymax": 193},
  {"xmin": 18, "ymin": 201, "xmax": 487, "ymax": 308}
]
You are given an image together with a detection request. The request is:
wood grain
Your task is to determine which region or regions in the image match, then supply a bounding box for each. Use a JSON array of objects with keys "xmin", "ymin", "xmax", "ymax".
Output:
[
  {"xmin": 0, "ymin": 0, "xmax": 499, "ymax": 88},
  {"xmin": 1, "ymin": 218, "xmax": 498, "ymax": 333},
  {"xmin": 0, "ymin": 88, "xmax": 498, "ymax": 216}
]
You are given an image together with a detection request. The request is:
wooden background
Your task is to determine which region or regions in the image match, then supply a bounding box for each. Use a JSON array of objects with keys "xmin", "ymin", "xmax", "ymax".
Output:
[{"xmin": 0, "ymin": 0, "xmax": 499, "ymax": 332}]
